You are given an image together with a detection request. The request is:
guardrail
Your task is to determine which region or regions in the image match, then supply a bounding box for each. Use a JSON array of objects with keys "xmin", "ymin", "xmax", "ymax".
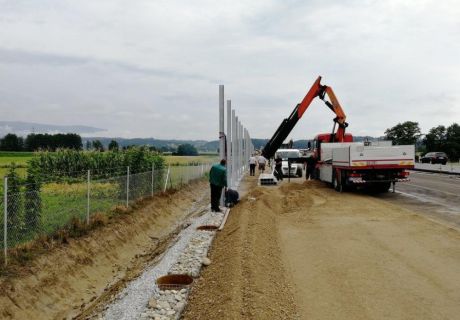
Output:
[{"xmin": 413, "ymin": 163, "xmax": 460, "ymax": 175}]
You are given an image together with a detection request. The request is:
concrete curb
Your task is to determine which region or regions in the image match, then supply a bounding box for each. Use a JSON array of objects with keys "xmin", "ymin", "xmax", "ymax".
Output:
[{"xmin": 412, "ymin": 168, "xmax": 460, "ymax": 176}]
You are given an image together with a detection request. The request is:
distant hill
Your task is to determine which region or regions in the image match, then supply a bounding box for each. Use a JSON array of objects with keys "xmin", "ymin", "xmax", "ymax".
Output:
[{"xmin": 0, "ymin": 121, "xmax": 105, "ymax": 136}]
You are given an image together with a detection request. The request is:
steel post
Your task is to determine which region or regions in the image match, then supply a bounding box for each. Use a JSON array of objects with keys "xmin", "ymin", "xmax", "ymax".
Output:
[
  {"xmin": 86, "ymin": 170, "xmax": 90, "ymax": 224},
  {"xmin": 164, "ymin": 165, "xmax": 170, "ymax": 192},
  {"xmin": 227, "ymin": 100, "xmax": 232, "ymax": 188},
  {"xmin": 3, "ymin": 177, "xmax": 7, "ymax": 266},
  {"xmin": 151, "ymin": 163, "xmax": 155, "ymax": 197},
  {"xmin": 126, "ymin": 166, "xmax": 130, "ymax": 208},
  {"xmin": 219, "ymin": 85, "xmax": 225, "ymax": 161}
]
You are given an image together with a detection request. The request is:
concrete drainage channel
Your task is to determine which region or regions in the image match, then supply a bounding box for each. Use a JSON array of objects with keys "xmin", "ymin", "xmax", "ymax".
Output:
[{"xmin": 100, "ymin": 209, "xmax": 225, "ymax": 320}]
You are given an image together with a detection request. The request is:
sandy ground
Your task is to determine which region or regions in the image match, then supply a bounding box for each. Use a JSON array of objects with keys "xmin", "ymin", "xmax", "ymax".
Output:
[
  {"xmin": 0, "ymin": 180, "xmax": 209, "ymax": 320},
  {"xmin": 183, "ymin": 175, "xmax": 460, "ymax": 319}
]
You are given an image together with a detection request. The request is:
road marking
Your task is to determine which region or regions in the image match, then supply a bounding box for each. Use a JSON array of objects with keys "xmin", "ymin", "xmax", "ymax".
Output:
[
  {"xmin": 403, "ymin": 183, "xmax": 458, "ymax": 196},
  {"xmin": 396, "ymin": 191, "xmax": 460, "ymax": 214},
  {"xmin": 411, "ymin": 177, "xmax": 460, "ymax": 187}
]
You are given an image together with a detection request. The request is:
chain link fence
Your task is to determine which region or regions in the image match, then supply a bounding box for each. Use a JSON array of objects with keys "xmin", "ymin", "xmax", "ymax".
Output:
[{"xmin": 0, "ymin": 163, "xmax": 211, "ymax": 265}]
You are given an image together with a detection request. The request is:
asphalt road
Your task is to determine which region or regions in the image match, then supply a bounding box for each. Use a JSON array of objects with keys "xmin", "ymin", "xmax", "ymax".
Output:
[{"xmin": 378, "ymin": 171, "xmax": 460, "ymax": 228}]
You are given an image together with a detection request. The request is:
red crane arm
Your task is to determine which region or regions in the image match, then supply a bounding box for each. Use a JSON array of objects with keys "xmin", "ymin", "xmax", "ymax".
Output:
[{"xmin": 297, "ymin": 76, "xmax": 323, "ymax": 118}]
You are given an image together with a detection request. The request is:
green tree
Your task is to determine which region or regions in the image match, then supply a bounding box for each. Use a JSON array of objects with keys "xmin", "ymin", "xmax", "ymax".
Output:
[
  {"xmin": 384, "ymin": 121, "xmax": 421, "ymax": 145},
  {"xmin": 6, "ymin": 164, "xmax": 23, "ymax": 242},
  {"xmin": 176, "ymin": 143, "xmax": 198, "ymax": 156},
  {"xmin": 92, "ymin": 140, "xmax": 104, "ymax": 152},
  {"xmin": 424, "ymin": 125, "xmax": 446, "ymax": 152},
  {"xmin": 85, "ymin": 140, "xmax": 91, "ymax": 150},
  {"xmin": 25, "ymin": 133, "xmax": 82, "ymax": 151},
  {"xmin": 445, "ymin": 123, "xmax": 460, "ymax": 161},
  {"xmin": 108, "ymin": 140, "xmax": 119, "ymax": 151},
  {"xmin": 0, "ymin": 133, "xmax": 23, "ymax": 151}
]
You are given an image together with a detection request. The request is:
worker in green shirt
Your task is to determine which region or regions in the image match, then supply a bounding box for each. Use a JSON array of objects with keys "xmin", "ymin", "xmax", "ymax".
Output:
[{"xmin": 209, "ymin": 159, "xmax": 227, "ymax": 212}]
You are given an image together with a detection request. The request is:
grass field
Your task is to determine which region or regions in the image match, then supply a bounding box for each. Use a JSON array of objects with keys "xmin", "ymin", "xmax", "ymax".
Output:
[
  {"xmin": 164, "ymin": 154, "xmax": 218, "ymax": 166},
  {"xmin": 0, "ymin": 152, "xmax": 33, "ymax": 178},
  {"xmin": 0, "ymin": 152, "xmax": 34, "ymax": 165}
]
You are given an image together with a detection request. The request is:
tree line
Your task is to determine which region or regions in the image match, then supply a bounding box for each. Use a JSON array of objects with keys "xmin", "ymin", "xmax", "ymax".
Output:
[
  {"xmin": 0, "ymin": 133, "xmax": 83, "ymax": 151},
  {"xmin": 0, "ymin": 133, "xmax": 201, "ymax": 156},
  {"xmin": 385, "ymin": 121, "xmax": 460, "ymax": 161}
]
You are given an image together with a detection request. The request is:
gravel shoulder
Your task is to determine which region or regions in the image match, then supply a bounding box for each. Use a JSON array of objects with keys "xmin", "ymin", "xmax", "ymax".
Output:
[
  {"xmin": 183, "ymin": 176, "xmax": 460, "ymax": 320},
  {"xmin": 0, "ymin": 180, "xmax": 209, "ymax": 320}
]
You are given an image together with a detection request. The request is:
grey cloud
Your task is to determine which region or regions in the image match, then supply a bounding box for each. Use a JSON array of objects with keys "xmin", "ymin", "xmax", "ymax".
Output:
[
  {"xmin": 0, "ymin": 47, "xmax": 88, "ymax": 66},
  {"xmin": 0, "ymin": 47, "xmax": 214, "ymax": 81}
]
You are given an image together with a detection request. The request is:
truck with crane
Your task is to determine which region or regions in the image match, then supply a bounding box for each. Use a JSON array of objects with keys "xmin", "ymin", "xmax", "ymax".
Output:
[{"xmin": 261, "ymin": 76, "xmax": 414, "ymax": 191}]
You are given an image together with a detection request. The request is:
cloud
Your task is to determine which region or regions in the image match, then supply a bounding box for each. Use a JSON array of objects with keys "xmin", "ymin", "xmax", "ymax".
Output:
[
  {"xmin": 0, "ymin": 47, "xmax": 214, "ymax": 81},
  {"xmin": 0, "ymin": 0, "xmax": 459, "ymax": 139}
]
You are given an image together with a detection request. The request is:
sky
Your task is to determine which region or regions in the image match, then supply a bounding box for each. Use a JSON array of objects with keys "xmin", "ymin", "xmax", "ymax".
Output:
[{"xmin": 0, "ymin": 0, "xmax": 459, "ymax": 140}]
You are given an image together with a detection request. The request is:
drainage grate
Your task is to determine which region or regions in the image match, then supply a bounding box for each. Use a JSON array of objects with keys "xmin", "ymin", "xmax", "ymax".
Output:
[
  {"xmin": 196, "ymin": 225, "xmax": 219, "ymax": 231},
  {"xmin": 156, "ymin": 274, "xmax": 193, "ymax": 291}
]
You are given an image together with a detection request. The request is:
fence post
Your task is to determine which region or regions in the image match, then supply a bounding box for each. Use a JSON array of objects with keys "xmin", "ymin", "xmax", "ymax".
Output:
[
  {"xmin": 151, "ymin": 163, "xmax": 155, "ymax": 197},
  {"xmin": 164, "ymin": 165, "xmax": 170, "ymax": 192},
  {"xmin": 126, "ymin": 166, "xmax": 130, "ymax": 208},
  {"xmin": 86, "ymin": 170, "xmax": 90, "ymax": 225},
  {"xmin": 4, "ymin": 177, "xmax": 7, "ymax": 266}
]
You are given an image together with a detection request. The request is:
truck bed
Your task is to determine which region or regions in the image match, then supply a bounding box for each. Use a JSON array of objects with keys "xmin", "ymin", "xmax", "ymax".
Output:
[{"xmin": 329, "ymin": 144, "xmax": 415, "ymax": 169}]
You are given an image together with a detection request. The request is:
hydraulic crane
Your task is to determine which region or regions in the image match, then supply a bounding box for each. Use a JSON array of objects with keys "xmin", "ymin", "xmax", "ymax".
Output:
[{"xmin": 261, "ymin": 76, "xmax": 349, "ymax": 159}]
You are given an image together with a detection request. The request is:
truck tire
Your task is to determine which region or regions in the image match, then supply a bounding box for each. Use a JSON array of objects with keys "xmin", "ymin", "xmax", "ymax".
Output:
[
  {"xmin": 296, "ymin": 167, "xmax": 302, "ymax": 177},
  {"xmin": 372, "ymin": 182, "xmax": 391, "ymax": 193}
]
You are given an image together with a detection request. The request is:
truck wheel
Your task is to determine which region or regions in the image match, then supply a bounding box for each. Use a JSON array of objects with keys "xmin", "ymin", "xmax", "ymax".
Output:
[{"xmin": 373, "ymin": 182, "xmax": 391, "ymax": 193}]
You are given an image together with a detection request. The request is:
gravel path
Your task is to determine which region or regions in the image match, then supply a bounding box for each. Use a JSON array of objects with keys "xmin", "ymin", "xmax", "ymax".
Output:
[{"xmin": 102, "ymin": 207, "xmax": 223, "ymax": 320}]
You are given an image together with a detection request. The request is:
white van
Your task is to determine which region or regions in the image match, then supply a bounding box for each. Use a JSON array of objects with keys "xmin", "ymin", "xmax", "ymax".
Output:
[{"xmin": 275, "ymin": 149, "xmax": 303, "ymax": 177}]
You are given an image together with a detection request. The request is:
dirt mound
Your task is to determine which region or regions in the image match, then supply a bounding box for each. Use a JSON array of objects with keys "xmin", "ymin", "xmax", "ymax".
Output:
[{"xmin": 0, "ymin": 180, "xmax": 209, "ymax": 320}]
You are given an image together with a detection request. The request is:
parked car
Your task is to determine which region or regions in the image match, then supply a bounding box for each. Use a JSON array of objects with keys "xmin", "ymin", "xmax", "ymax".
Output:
[{"xmin": 420, "ymin": 152, "xmax": 448, "ymax": 165}]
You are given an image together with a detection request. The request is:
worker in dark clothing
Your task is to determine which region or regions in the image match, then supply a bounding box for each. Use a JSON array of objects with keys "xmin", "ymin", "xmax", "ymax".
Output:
[
  {"xmin": 306, "ymin": 155, "xmax": 316, "ymax": 180},
  {"xmin": 209, "ymin": 159, "xmax": 227, "ymax": 212},
  {"xmin": 249, "ymin": 154, "xmax": 256, "ymax": 176},
  {"xmin": 274, "ymin": 157, "xmax": 283, "ymax": 181}
]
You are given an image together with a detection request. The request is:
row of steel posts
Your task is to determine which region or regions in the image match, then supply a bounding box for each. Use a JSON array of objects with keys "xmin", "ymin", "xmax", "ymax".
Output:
[{"xmin": 219, "ymin": 85, "xmax": 254, "ymax": 199}]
